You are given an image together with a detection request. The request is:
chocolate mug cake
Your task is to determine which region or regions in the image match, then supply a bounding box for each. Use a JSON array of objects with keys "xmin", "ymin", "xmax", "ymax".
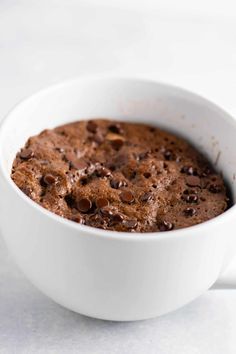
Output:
[{"xmin": 11, "ymin": 119, "xmax": 230, "ymax": 232}]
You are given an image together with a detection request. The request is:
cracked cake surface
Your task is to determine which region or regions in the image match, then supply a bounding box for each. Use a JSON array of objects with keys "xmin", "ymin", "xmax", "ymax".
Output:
[{"xmin": 11, "ymin": 119, "xmax": 230, "ymax": 232}]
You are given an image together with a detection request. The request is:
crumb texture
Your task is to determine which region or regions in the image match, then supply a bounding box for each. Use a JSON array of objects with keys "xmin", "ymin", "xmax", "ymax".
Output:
[{"xmin": 11, "ymin": 119, "xmax": 230, "ymax": 232}]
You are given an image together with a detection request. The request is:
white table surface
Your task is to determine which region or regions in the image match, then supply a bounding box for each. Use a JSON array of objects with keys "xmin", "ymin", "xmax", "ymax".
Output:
[{"xmin": 1, "ymin": 1, "xmax": 236, "ymax": 353}]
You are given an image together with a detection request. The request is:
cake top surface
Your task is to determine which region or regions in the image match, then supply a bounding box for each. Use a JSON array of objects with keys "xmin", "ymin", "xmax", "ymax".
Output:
[{"xmin": 11, "ymin": 119, "xmax": 230, "ymax": 232}]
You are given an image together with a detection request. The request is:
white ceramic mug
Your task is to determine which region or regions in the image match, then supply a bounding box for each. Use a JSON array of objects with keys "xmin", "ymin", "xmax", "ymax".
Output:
[{"xmin": 0, "ymin": 76, "xmax": 236, "ymax": 321}]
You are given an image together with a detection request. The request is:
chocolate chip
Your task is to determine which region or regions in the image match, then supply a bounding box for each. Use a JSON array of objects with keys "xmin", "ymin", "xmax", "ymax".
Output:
[
  {"xmin": 201, "ymin": 167, "xmax": 213, "ymax": 177},
  {"xmin": 123, "ymin": 219, "xmax": 137, "ymax": 229},
  {"xmin": 186, "ymin": 175, "xmax": 201, "ymax": 187},
  {"xmin": 110, "ymin": 139, "xmax": 124, "ymax": 150},
  {"xmin": 65, "ymin": 194, "xmax": 76, "ymax": 208},
  {"xmin": 80, "ymin": 177, "xmax": 88, "ymax": 185},
  {"xmin": 120, "ymin": 190, "xmax": 135, "ymax": 203},
  {"xmin": 77, "ymin": 198, "xmax": 92, "ymax": 213},
  {"xmin": 112, "ymin": 213, "xmax": 124, "ymax": 223},
  {"xmin": 71, "ymin": 215, "xmax": 84, "ymax": 224},
  {"xmin": 110, "ymin": 179, "xmax": 127, "ymax": 189},
  {"xmin": 96, "ymin": 167, "xmax": 112, "ymax": 178},
  {"xmin": 96, "ymin": 198, "xmax": 109, "ymax": 209},
  {"xmin": 143, "ymin": 172, "xmax": 151, "ymax": 179},
  {"xmin": 183, "ymin": 189, "xmax": 197, "ymax": 195},
  {"xmin": 140, "ymin": 192, "xmax": 153, "ymax": 202},
  {"xmin": 209, "ymin": 184, "xmax": 222, "ymax": 193},
  {"xmin": 181, "ymin": 166, "xmax": 197, "ymax": 175},
  {"xmin": 20, "ymin": 186, "xmax": 33, "ymax": 197},
  {"xmin": 108, "ymin": 123, "xmax": 123, "ymax": 134},
  {"xmin": 86, "ymin": 120, "xmax": 98, "ymax": 133},
  {"xmin": 164, "ymin": 150, "xmax": 174, "ymax": 161},
  {"xmin": 159, "ymin": 221, "xmax": 173, "ymax": 231},
  {"xmin": 182, "ymin": 194, "xmax": 198, "ymax": 203},
  {"xmin": 100, "ymin": 206, "xmax": 114, "ymax": 217},
  {"xmin": 184, "ymin": 207, "xmax": 196, "ymax": 216},
  {"xmin": 55, "ymin": 147, "xmax": 65, "ymax": 153},
  {"xmin": 19, "ymin": 148, "xmax": 34, "ymax": 160},
  {"xmin": 43, "ymin": 174, "xmax": 56, "ymax": 185}
]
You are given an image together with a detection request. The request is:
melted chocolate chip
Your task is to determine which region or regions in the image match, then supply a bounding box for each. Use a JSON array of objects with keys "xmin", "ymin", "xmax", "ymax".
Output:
[
  {"xmin": 183, "ymin": 189, "xmax": 198, "ymax": 195},
  {"xmin": 159, "ymin": 221, "xmax": 173, "ymax": 231},
  {"xmin": 55, "ymin": 147, "xmax": 65, "ymax": 153},
  {"xmin": 96, "ymin": 198, "xmax": 109, "ymax": 209},
  {"xmin": 71, "ymin": 215, "xmax": 84, "ymax": 224},
  {"xmin": 108, "ymin": 123, "xmax": 123, "ymax": 134},
  {"xmin": 184, "ymin": 207, "xmax": 196, "ymax": 216},
  {"xmin": 181, "ymin": 166, "xmax": 197, "ymax": 175},
  {"xmin": 120, "ymin": 190, "xmax": 135, "ymax": 204},
  {"xmin": 182, "ymin": 194, "xmax": 198, "ymax": 203},
  {"xmin": 186, "ymin": 175, "xmax": 201, "ymax": 187},
  {"xmin": 65, "ymin": 194, "xmax": 76, "ymax": 208},
  {"xmin": 112, "ymin": 213, "xmax": 124, "ymax": 223},
  {"xmin": 143, "ymin": 172, "xmax": 151, "ymax": 179},
  {"xmin": 100, "ymin": 206, "xmax": 114, "ymax": 217},
  {"xmin": 86, "ymin": 120, "xmax": 98, "ymax": 133},
  {"xmin": 209, "ymin": 184, "xmax": 222, "ymax": 193},
  {"xmin": 19, "ymin": 148, "xmax": 34, "ymax": 160},
  {"xmin": 123, "ymin": 219, "xmax": 137, "ymax": 229},
  {"xmin": 201, "ymin": 167, "xmax": 213, "ymax": 177},
  {"xmin": 96, "ymin": 167, "xmax": 112, "ymax": 178},
  {"xmin": 43, "ymin": 174, "xmax": 56, "ymax": 185},
  {"xmin": 77, "ymin": 198, "xmax": 92, "ymax": 213},
  {"xmin": 80, "ymin": 177, "xmax": 88, "ymax": 185},
  {"xmin": 164, "ymin": 150, "xmax": 174, "ymax": 161},
  {"xmin": 140, "ymin": 192, "xmax": 153, "ymax": 202},
  {"xmin": 110, "ymin": 179, "xmax": 127, "ymax": 189},
  {"xmin": 110, "ymin": 139, "xmax": 124, "ymax": 150}
]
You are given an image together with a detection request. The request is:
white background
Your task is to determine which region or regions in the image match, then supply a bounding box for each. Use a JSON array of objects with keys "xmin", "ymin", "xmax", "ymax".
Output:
[{"xmin": 1, "ymin": 1, "xmax": 236, "ymax": 353}]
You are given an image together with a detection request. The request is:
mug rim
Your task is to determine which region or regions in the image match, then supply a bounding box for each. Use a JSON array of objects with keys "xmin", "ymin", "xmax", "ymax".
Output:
[{"xmin": 0, "ymin": 74, "xmax": 235, "ymax": 241}]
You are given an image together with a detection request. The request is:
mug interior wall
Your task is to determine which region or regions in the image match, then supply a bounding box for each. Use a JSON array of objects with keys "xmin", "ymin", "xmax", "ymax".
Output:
[{"xmin": 1, "ymin": 79, "xmax": 236, "ymax": 200}]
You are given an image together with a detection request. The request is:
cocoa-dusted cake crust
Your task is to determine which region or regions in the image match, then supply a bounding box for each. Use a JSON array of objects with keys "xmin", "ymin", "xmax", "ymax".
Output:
[{"xmin": 11, "ymin": 119, "xmax": 230, "ymax": 232}]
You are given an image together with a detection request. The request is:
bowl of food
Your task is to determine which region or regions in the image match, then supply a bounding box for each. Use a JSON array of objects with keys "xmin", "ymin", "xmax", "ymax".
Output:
[{"xmin": 0, "ymin": 76, "xmax": 235, "ymax": 321}]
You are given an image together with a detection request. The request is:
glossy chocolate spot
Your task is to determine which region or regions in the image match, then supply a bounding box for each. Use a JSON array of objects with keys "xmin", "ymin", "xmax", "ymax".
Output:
[
  {"xmin": 77, "ymin": 198, "xmax": 92, "ymax": 213},
  {"xmin": 100, "ymin": 206, "xmax": 114, "ymax": 217},
  {"xmin": 96, "ymin": 167, "xmax": 112, "ymax": 178},
  {"xmin": 209, "ymin": 184, "xmax": 222, "ymax": 193},
  {"xmin": 143, "ymin": 172, "xmax": 151, "ymax": 179},
  {"xmin": 19, "ymin": 148, "xmax": 34, "ymax": 160},
  {"xmin": 96, "ymin": 198, "xmax": 109, "ymax": 209},
  {"xmin": 182, "ymin": 194, "xmax": 198, "ymax": 203},
  {"xmin": 108, "ymin": 123, "xmax": 123, "ymax": 134},
  {"xmin": 112, "ymin": 213, "xmax": 124, "ymax": 223},
  {"xmin": 159, "ymin": 221, "xmax": 173, "ymax": 231},
  {"xmin": 110, "ymin": 138, "xmax": 124, "ymax": 150},
  {"xmin": 43, "ymin": 174, "xmax": 56, "ymax": 185},
  {"xmin": 181, "ymin": 166, "xmax": 197, "ymax": 175},
  {"xmin": 184, "ymin": 207, "xmax": 196, "ymax": 217},
  {"xmin": 140, "ymin": 192, "xmax": 153, "ymax": 202},
  {"xmin": 164, "ymin": 150, "xmax": 174, "ymax": 161},
  {"xmin": 120, "ymin": 190, "xmax": 134, "ymax": 203},
  {"xmin": 110, "ymin": 179, "xmax": 127, "ymax": 189}
]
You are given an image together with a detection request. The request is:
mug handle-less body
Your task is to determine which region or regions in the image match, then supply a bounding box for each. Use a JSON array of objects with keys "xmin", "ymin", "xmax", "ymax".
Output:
[{"xmin": 211, "ymin": 261, "xmax": 236, "ymax": 289}]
